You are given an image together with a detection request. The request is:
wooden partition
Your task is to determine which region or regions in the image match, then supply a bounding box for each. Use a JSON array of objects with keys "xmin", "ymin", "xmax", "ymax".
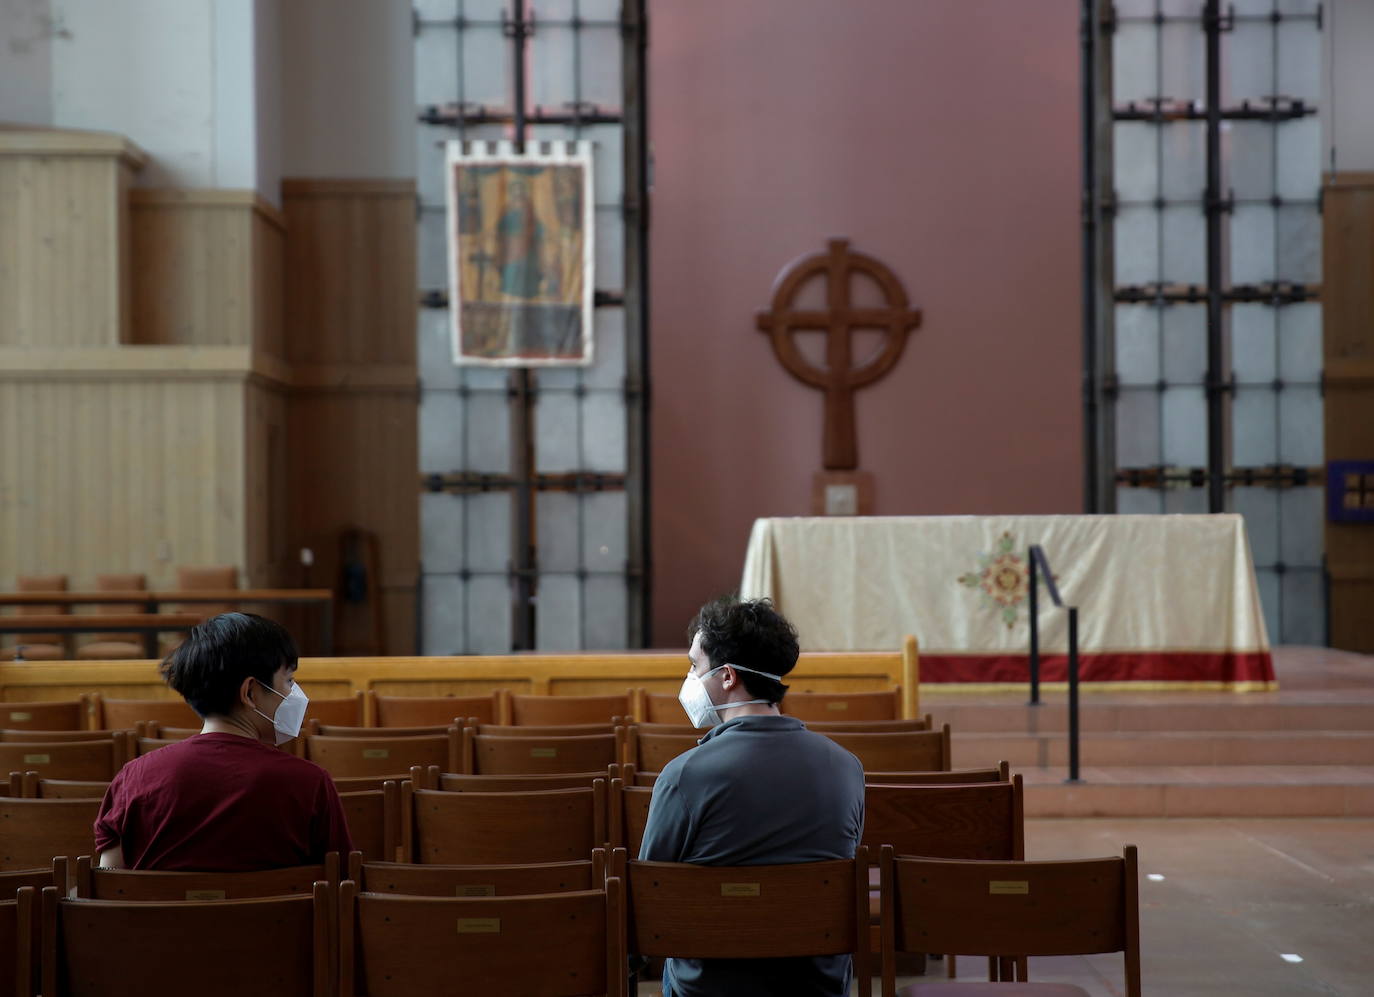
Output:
[{"xmin": 0, "ymin": 638, "xmax": 919, "ymax": 723}]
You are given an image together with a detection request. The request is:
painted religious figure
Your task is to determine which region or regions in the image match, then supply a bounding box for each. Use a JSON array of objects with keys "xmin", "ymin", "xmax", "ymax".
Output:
[{"xmin": 446, "ymin": 140, "xmax": 595, "ymax": 365}]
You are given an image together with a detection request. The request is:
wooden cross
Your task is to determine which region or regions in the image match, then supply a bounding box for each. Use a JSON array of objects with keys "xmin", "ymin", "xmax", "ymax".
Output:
[{"xmin": 756, "ymin": 239, "xmax": 922, "ymax": 470}]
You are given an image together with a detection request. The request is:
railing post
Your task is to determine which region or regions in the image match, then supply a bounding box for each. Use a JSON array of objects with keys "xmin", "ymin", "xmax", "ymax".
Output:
[
  {"xmin": 1067, "ymin": 606, "xmax": 1081, "ymax": 783},
  {"xmin": 1028, "ymin": 547, "xmax": 1041, "ymax": 706}
]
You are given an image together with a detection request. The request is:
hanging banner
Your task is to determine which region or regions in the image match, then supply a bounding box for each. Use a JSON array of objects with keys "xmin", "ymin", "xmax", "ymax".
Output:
[{"xmin": 445, "ymin": 139, "xmax": 595, "ymax": 366}]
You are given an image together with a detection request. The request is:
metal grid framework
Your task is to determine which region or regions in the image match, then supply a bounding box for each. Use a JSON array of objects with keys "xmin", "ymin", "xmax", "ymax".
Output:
[
  {"xmin": 414, "ymin": 0, "xmax": 648, "ymax": 652},
  {"xmin": 1087, "ymin": 0, "xmax": 1325, "ymax": 643}
]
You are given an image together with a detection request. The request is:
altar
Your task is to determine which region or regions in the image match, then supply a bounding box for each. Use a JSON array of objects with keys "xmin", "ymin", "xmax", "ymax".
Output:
[{"xmin": 740, "ymin": 515, "xmax": 1276, "ymax": 689}]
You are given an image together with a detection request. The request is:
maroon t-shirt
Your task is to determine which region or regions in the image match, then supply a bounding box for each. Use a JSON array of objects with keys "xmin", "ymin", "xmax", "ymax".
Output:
[{"xmin": 95, "ymin": 732, "xmax": 353, "ymax": 871}]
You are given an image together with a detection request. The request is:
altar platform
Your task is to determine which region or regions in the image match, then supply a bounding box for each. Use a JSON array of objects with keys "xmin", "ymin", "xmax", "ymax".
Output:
[{"xmin": 740, "ymin": 514, "xmax": 1275, "ymax": 689}]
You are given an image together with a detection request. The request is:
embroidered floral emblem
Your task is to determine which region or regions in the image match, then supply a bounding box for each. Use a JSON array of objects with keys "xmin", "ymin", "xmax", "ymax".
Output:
[{"xmin": 957, "ymin": 531, "xmax": 1030, "ymax": 629}]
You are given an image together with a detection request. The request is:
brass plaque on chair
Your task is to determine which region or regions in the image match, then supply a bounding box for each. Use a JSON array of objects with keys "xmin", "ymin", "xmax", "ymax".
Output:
[
  {"xmin": 988, "ymin": 881, "xmax": 1029, "ymax": 895},
  {"xmin": 186, "ymin": 890, "xmax": 226, "ymax": 901},
  {"xmin": 457, "ymin": 885, "xmax": 496, "ymax": 897},
  {"xmin": 362, "ymin": 749, "xmax": 390, "ymax": 759},
  {"xmin": 530, "ymin": 747, "xmax": 557, "ymax": 758},
  {"xmin": 721, "ymin": 883, "xmax": 761, "ymax": 897},
  {"xmin": 22, "ymin": 753, "xmax": 50, "ymax": 764},
  {"xmin": 457, "ymin": 918, "xmax": 501, "ymax": 933},
  {"xmin": 825, "ymin": 702, "xmax": 848, "ymax": 711},
  {"xmin": 8, "ymin": 711, "xmax": 31, "ymax": 721}
]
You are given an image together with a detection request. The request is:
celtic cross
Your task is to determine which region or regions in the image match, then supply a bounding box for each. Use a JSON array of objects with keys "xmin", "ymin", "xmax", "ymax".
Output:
[{"xmin": 755, "ymin": 239, "xmax": 922, "ymax": 470}]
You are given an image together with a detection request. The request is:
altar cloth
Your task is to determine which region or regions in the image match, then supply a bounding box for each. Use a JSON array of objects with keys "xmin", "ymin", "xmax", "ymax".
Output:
[{"xmin": 739, "ymin": 515, "xmax": 1275, "ymax": 689}]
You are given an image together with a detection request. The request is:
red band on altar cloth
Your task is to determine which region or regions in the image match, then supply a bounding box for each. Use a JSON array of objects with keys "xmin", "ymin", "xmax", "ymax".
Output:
[{"xmin": 919, "ymin": 651, "xmax": 1277, "ymax": 685}]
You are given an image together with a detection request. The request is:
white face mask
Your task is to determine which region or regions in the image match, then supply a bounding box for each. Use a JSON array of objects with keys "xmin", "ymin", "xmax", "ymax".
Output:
[
  {"xmin": 252, "ymin": 679, "xmax": 309, "ymax": 745},
  {"xmin": 677, "ymin": 663, "xmax": 782, "ymax": 729}
]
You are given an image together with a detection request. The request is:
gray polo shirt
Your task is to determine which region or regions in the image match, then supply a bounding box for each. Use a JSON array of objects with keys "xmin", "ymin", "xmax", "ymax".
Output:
[{"xmin": 637, "ymin": 714, "xmax": 865, "ymax": 997}]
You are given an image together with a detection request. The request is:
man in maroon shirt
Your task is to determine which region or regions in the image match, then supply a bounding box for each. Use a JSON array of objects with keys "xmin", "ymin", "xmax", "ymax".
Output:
[{"xmin": 95, "ymin": 612, "xmax": 353, "ymax": 870}]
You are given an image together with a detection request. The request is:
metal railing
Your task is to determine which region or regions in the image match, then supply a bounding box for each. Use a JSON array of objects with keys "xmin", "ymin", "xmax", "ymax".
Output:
[{"xmin": 1027, "ymin": 545, "xmax": 1082, "ymax": 783}]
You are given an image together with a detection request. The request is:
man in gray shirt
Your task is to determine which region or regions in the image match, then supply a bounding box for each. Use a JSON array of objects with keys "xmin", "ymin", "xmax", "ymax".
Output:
[{"xmin": 638, "ymin": 597, "xmax": 866, "ymax": 996}]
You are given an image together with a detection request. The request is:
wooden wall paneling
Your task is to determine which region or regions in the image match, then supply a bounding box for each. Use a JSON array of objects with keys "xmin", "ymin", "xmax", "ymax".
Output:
[
  {"xmin": 0, "ymin": 130, "xmax": 146, "ymax": 346},
  {"xmin": 130, "ymin": 191, "xmax": 284, "ymax": 347},
  {"xmin": 244, "ymin": 378, "xmax": 291, "ymax": 588},
  {"xmin": 253, "ymin": 207, "xmax": 287, "ymax": 360},
  {"xmin": 1322, "ymin": 173, "xmax": 1374, "ymax": 651},
  {"xmin": 0, "ymin": 349, "xmax": 252, "ymax": 594}
]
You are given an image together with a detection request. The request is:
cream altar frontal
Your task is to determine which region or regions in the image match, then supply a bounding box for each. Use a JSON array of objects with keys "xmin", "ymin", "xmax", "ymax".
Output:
[{"xmin": 740, "ymin": 515, "xmax": 1276, "ymax": 690}]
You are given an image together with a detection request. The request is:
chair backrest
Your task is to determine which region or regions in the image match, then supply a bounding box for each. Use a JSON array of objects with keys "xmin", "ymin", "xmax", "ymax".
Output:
[
  {"xmin": 135, "ymin": 723, "xmax": 199, "ymax": 741},
  {"xmin": 347, "ymin": 849, "xmax": 605, "ymax": 897},
  {"xmin": 370, "ymin": 692, "xmax": 502, "ymax": 727},
  {"xmin": 508, "ymin": 693, "xmax": 630, "ymax": 726},
  {"xmin": 12, "ymin": 574, "xmax": 68, "ymax": 648},
  {"xmin": 462, "ymin": 730, "xmax": 618, "ymax": 775},
  {"xmin": 805, "ymin": 715, "xmax": 931, "ymax": 733},
  {"xmin": 625, "ymin": 849, "xmax": 869, "ymax": 988},
  {"xmin": 91, "ymin": 573, "xmax": 147, "ymax": 643},
  {"xmin": 19, "ymin": 775, "xmax": 110, "ymax": 799},
  {"xmin": 818, "ymin": 726, "xmax": 951, "ymax": 773},
  {"xmin": 640, "ymin": 691, "xmax": 691, "ymax": 724},
  {"xmin": 0, "ymin": 699, "xmax": 87, "ymax": 732},
  {"xmin": 94, "ymin": 696, "xmax": 200, "ymax": 731},
  {"xmin": 624, "ymin": 720, "xmax": 710, "ymax": 736},
  {"xmin": 310, "ymin": 722, "xmax": 448, "ymax": 738},
  {"xmin": 403, "ymin": 783, "xmax": 606, "ymax": 865},
  {"xmin": 0, "ymin": 736, "xmax": 126, "ymax": 782},
  {"xmin": 73, "ymin": 853, "xmax": 338, "ymax": 900},
  {"xmin": 339, "ymin": 784, "xmax": 400, "ymax": 863},
  {"xmin": 609, "ymin": 779, "xmax": 654, "ymax": 857},
  {"xmin": 303, "ymin": 692, "xmax": 366, "ymax": 728},
  {"xmin": 41, "ymin": 882, "xmax": 329, "ymax": 997},
  {"xmin": 622, "ymin": 727, "xmax": 699, "ymax": 773},
  {"xmin": 339, "ymin": 877, "xmax": 625, "ymax": 997},
  {"xmin": 432, "ymin": 769, "xmax": 611, "ymax": 793},
  {"xmin": 171, "ymin": 564, "xmax": 238, "ymax": 618},
  {"xmin": 783, "ymin": 688, "xmax": 902, "ymax": 722},
  {"xmin": 879, "ymin": 844, "xmax": 1141, "ymax": 997},
  {"xmin": 471, "ymin": 722, "xmax": 617, "ymax": 737},
  {"xmin": 306, "ymin": 730, "xmax": 459, "ymax": 779},
  {"xmin": 0, "ymin": 797, "xmax": 100, "ymax": 871},
  {"xmin": 0, "ymin": 886, "xmax": 36, "ymax": 997},
  {"xmin": 0, "ymin": 729, "xmax": 119, "ymax": 743},
  {"xmin": 861, "ymin": 778, "xmax": 1024, "ymax": 861},
  {"xmin": 865, "ymin": 762, "xmax": 1010, "ymax": 785}
]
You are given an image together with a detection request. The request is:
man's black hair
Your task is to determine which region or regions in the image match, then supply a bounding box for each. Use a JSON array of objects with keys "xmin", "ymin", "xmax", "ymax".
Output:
[
  {"xmin": 687, "ymin": 597, "xmax": 798, "ymax": 704},
  {"xmin": 159, "ymin": 612, "xmax": 299, "ymax": 718}
]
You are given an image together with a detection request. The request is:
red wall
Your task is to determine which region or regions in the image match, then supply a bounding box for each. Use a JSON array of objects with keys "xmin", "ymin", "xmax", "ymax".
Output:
[{"xmin": 648, "ymin": 0, "xmax": 1082, "ymax": 644}]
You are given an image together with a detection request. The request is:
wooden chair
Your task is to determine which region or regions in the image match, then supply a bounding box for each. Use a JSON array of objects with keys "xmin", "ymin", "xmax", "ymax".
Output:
[
  {"xmin": 303, "ymin": 692, "xmax": 366, "ymax": 728},
  {"xmin": 331, "ymin": 774, "xmax": 405, "ymax": 793},
  {"xmin": 171, "ymin": 565, "xmax": 238, "ymax": 618},
  {"xmin": 346, "ymin": 849, "xmax": 606, "ymax": 897},
  {"xmin": 0, "ymin": 735, "xmax": 127, "ymax": 782},
  {"xmin": 339, "ymin": 784, "xmax": 400, "ymax": 863},
  {"xmin": 305, "ymin": 729, "xmax": 460, "ymax": 779},
  {"xmin": 509, "ymin": 693, "xmax": 631, "ymax": 726},
  {"xmin": 73, "ymin": 853, "xmax": 339, "ymax": 900},
  {"xmin": 133, "ymin": 736, "xmax": 180, "ymax": 758},
  {"xmin": 618, "ymin": 720, "xmax": 710, "ymax": 736},
  {"xmin": 461, "ymin": 729, "xmax": 618, "ymax": 775},
  {"xmin": 471, "ymin": 722, "xmax": 618, "ymax": 737},
  {"xmin": 0, "ymin": 574, "xmax": 70, "ymax": 662},
  {"xmin": 639, "ymin": 691, "xmax": 691, "ymax": 724},
  {"xmin": 820, "ymin": 726, "xmax": 951, "ymax": 773},
  {"xmin": 616, "ymin": 763, "xmax": 658, "ymax": 788},
  {"xmin": 783, "ymin": 688, "xmax": 903, "ymax": 721},
  {"xmin": 41, "ymin": 882, "xmax": 330, "ymax": 997},
  {"xmin": 92, "ymin": 696, "xmax": 200, "ymax": 731},
  {"xmin": 625, "ymin": 849, "xmax": 870, "ymax": 994},
  {"xmin": 878, "ymin": 845, "xmax": 1141, "ymax": 997},
  {"xmin": 339, "ymin": 876, "xmax": 626, "ymax": 997},
  {"xmin": 134, "ymin": 723, "xmax": 198, "ymax": 741},
  {"xmin": 0, "ymin": 886, "xmax": 36, "ymax": 997},
  {"xmin": 619, "ymin": 726, "xmax": 699, "ymax": 773},
  {"xmin": 0, "ymin": 797, "xmax": 100, "ymax": 871},
  {"xmin": 608, "ymin": 778, "xmax": 654, "ymax": 857},
  {"xmin": 75, "ymin": 573, "xmax": 148, "ymax": 660},
  {"xmin": 17, "ymin": 775, "xmax": 109, "ymax": 799},
  {"xmin": 369, "ymin": 691, "xmax": 504, "ymax": 727},
  {"xmin": 309, "ymin": 721, "xmax": 449, "ymax": 738},
  {"xmin": 0, "ymin": 729, "xmax": 122, "ymax": 744},
  {"xmin": 865, "ymin": 762, "xmax": 1010, "ymax": 786},
  {"xmin": 862, "ymin": 778, "xmax": 1024, "ymax": 862},
  {"xmin": 400, "ymin": 782, "xmax": 607, "ymax": 865},
  {"xmin": 807, "ymin": 716, "xmax": 932, "ymax": 733},
  {"xmin": 0, "ymin": 862, "xmax": 65, "ymax": 895},
  {"xmin": 426, "ymin": 769, "xmax": 612, "ymax": 794},
  {"xmin": 0, "ymin": 699, "xmax": 88, "ymax": 732}
]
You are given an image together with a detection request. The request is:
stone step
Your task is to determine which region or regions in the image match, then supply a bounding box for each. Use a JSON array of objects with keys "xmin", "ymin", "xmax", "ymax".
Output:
[
  {"xmin": 952, "ymin": 730, "xmax": 1374, "ymax": 768},
  {"xmin": 929, "ymin": 700, "xmax": 1374, "ymax": 734},
  {"xmin": 1016, "ymin": 765, "xmax": 1374, "ymax": 818}
]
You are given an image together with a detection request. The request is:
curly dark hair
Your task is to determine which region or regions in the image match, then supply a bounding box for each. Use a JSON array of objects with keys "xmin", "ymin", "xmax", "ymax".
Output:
[
  {"xmin": 687, "ymin": 597, "xmax": 798, "ymax": 704},
  {"xmin": 159, "ymin": 612, "xmax": 298, "ymax": 718}
]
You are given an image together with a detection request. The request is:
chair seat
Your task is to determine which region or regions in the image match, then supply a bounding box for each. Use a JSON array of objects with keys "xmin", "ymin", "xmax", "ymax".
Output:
[
  {"xmin": 76, "ymin": 641, "xmax": 144, "ymax": 660},
  {"xmin": 903, "ymin": 983, "xmax": 1091, "ymax": 996},
  {"xmin": 0, "ymin": 643, "xmax": 65, "ymax": 661}
]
